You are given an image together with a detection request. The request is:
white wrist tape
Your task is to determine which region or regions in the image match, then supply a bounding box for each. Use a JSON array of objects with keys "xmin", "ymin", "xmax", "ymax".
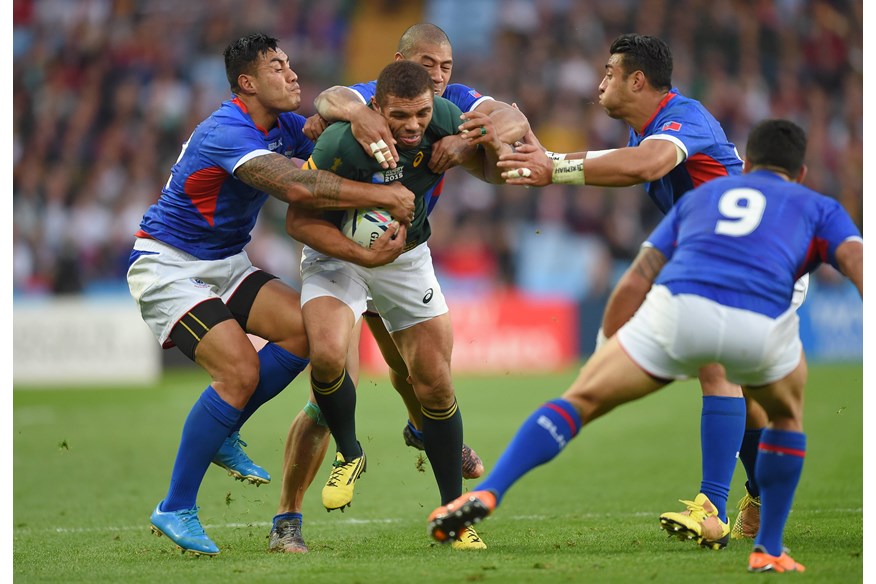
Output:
[
  {"xmin": 551, "ymin": 158, "xmax": 585, "ymax": 185},
  {"xmin": 544, "ymin": 150, "xmax": 567, "ymax": 161}
]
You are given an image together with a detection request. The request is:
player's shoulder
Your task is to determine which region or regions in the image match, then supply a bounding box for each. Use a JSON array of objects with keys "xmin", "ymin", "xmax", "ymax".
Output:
[
  {"xmin": 314, "ymin": 121, "xmax": 370, "ymax": 162},
  {"xmin": 430, "ymin": 96, "xmax": 464, "ymax": 135},
  {"xmin": 443, "ymin": 83, "xmax": 490, "ymax": 108}
]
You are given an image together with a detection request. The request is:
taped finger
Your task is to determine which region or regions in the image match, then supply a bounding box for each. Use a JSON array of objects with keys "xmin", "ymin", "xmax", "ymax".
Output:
[
  {"xmin": 375, "ymin": 139, "xmax": 388, "ymax": 150},
  {"xmin": 506, "ymin": 167, "xmax": 532, "ymax": 179},
  {"xmin": 369, "ymin": 142, "xmax": 381, "ymax": 154},
  {"xmin": 374, "ymin": 150, "xmax": 387, "ymax": 164}
]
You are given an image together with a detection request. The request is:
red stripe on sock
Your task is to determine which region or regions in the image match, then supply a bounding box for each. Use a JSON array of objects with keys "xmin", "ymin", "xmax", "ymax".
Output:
[
  {"xmin": 759, "ymin": 443, "xmax": 806, "ymax": 458},
  {"xmin": 544, "ymin": 403, "xmax": 579, "ymax": 437}
]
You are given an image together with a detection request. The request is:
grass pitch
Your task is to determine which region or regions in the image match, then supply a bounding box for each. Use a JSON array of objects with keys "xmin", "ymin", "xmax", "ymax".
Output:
[{"xmin": 13, "ymin": 364, "xmax": 863, "ymax": 582}]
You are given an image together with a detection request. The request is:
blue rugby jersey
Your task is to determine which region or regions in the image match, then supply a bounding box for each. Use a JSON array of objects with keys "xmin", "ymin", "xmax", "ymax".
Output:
[
  {"xmin": 646, "ymin": 170, "xmax": 863, "ymax": 317},
  {"xmin": 630, "ymin": 89, "xmax": 743, "ymax": 214},
  {"xmin": 136, "ymin": 97, "xmax": 314, "ymax": 260},
  {"xmin": 347, "ymin": 81, "xmax": 492, "ymax": 214}
]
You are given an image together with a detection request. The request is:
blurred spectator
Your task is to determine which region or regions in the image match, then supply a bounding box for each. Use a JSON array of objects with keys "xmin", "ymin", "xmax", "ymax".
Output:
[{"xmin": 13, "ymin": 0, "xmax": 863, "ymax": 301}]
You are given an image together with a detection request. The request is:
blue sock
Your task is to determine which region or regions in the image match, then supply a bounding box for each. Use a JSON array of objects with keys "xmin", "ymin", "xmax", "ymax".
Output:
[
  {"xmin": 272, "ymin": 512, "xmax": 303, "ymax": 529},
  {"xmin": 699, "ymin": 396, "xmax": 746, "ymax": 521},
  {"xmin": 162, "ymin": 386, "xmax": 242, "ymax": 511},
  {"xmin": 406, "ymin": 420, "xmax": 423, "ymax": 441},
  {"xmin": 754, "ymin": 429, "xmax": 806, "ymax": 557},
  {"xmin": 739, "ymin": 428, "xmax": 763, "ymax": 497},
  {"xmin": 232, "ymin": 343, "xmax": 309, "ymax": 433},
  {"xmin": 478, "ymin": 399, "xmax": 581, "ymax": 505}
]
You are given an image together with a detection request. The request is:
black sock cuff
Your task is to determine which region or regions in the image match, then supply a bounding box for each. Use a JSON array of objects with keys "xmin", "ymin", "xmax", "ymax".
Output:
[
  {"xmin": 421, "ymin": 399, "xmax": 458, "ymax": 421},
  {"xmin": 311, "ymin": 370, "xmax": 346, "ymax": 395}
]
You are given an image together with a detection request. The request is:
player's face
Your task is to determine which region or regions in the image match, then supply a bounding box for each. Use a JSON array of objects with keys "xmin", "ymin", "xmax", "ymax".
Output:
[
  {"xmin": 399, "ymin": 43, "xmax": 453, "ymax": 96},
  {"xmin": 598, "ymin": 54, "xmax": 633, "ymax": 119},
  {"xmin": 376, "ymin": 90, "xmax": 434, "ymax": 150},
  {"xmin": 251, "ymin": 49, "xmax": 301, "ymax": 113}
]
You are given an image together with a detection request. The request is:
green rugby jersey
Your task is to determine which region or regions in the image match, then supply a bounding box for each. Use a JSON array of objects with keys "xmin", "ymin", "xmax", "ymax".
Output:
[{"xmin": 302, "ymin": 96, "xmax": 463, "ymax": 248}]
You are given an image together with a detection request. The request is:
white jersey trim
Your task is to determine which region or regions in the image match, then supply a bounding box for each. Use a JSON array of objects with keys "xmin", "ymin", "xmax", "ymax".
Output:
[
  {"xmin": 469, "ymin": 95, "xmax": 494, "ymax": 112},
  {"xmin": 233, "ymin": 149, "xmax": 274, "ymax": 174},
  {"xmin": 642, "ymin": 134, "xmax": 687, "ymax": 166}
]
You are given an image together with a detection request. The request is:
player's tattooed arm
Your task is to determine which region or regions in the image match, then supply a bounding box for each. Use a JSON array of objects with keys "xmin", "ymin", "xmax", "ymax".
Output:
[
  {"xmin": 632, "ymin": 246, "xmax": 667, "ymax": 282},
  {"xmin": 236, "ymin": 153, "xmax": 342, "ymax": 208},
  {"xmin": 601, "ymin": 246, "xmax": 667, "ymax": 338},
  {"xmin": 236, "ymin": 153, "xmax": 415, "ymax": 223}
]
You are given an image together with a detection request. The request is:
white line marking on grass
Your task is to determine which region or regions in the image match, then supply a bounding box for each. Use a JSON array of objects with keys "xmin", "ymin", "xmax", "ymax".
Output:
[{"xmin": 14, "ymin": 508, "xmax": 862, "ymax": 536}]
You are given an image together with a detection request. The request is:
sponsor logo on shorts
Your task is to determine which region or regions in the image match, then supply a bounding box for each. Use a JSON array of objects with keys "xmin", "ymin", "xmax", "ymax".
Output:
[{"xmin": 423, "ymin": 288, "xmax": 434, "ymax": 304}]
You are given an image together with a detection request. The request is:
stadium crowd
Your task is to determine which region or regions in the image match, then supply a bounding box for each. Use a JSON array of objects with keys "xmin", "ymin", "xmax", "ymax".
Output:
[{"xmin": 13, "ymin": 0, "xmax": 862, "ymax": 301}]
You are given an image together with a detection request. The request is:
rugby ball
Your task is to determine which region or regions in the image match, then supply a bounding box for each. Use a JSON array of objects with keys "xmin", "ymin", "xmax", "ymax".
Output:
[{"xmin": 341, "ymin": 208, "xmax": 394, "ymax": 248}]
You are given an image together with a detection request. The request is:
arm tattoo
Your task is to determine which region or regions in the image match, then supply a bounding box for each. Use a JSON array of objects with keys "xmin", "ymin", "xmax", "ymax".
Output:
[
  {"xmin": 632, "ymin": 247, "xmax": 666, "ymax": 282},
  {"xmin": 236, "ymin": 153, "xmax": 343, "ymax": 208}
]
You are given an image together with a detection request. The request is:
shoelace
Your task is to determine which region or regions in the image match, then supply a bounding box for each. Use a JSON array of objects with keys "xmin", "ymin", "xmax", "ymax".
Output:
[
  {"xmin": 276, "ymin": 520, "xmax": 303, "ymax": 540},
  {"xmin": 326, "ymin": 459, "xmax": 352, "ymax": 487},
  {"xmin": 737, "ymin": 493, "xmax": 761, "ymax": 509},
  {"xmin": 677, "ymin": 498, "xmax": 709, "ymax": 522},
  {"xmin": 177, "ymin": 508, "xmax": 208, "ymax": 537}
]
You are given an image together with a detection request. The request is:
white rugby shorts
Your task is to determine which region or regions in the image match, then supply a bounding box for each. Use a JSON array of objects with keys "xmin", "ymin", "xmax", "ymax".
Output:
[
  {"xmin": 300, "ymin": 242, "xmax": 448, "ymax": 333},
  {"xmin": 126, "ymin": 237, "xmax": 259, "ymax": 346},
  {"xmin": 618, "ymin": 285, "xmax": 802, "ymax": 386}
]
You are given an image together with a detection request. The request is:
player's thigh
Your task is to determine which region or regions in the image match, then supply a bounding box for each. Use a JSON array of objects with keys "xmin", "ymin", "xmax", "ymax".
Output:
[
  {"xmin": 246, "ymin": 278, "xmax": 309, "ymax": 357},
  {"xmin": 195, "ymin": 318, "xmax": 261, "ymax": 401},
  {"xmin": 300, "ymin": 248, "xmax": 369, "ymax": 366},
  {"xmin": 364, "ymin": 311, "xmax": 409, "ymax": 377},
  {"xmin": 391, "ymin": 313, "xmax": 454, "ymax": 406},
  {"xmin": 563, "ymin": 336, "xmax": 667, "ymax": 424},
  {"xmin": 698, "ymin": 363, "xmax": 742, "ymax": 397},
  {"xmin": 745, "ymin": 352, "xmax": 807, "ymax": 432},
  {"xmin": 346, "ymin": 318, "xmax": 363, "ymax": 385}
]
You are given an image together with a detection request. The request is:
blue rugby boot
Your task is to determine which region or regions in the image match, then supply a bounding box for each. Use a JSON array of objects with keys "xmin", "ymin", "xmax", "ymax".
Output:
[
  {"xmin": 150, "ymin": 503, "xmax": 219, "ymax": 556},
  {"xmin": 211, "ymin": 431, "xmax": 270, "ymax": 485}
]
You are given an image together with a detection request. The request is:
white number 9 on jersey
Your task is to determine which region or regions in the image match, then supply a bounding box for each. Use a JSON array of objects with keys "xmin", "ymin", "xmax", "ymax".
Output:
[{"xmin": 715, "ymin": 188, "xmax": 766, "ymax": 237}]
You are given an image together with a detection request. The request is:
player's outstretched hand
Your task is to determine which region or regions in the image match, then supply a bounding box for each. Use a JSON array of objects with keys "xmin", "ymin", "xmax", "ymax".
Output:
[
  {"xmin": 382, "ymin": 182, "xmax": 415, "ymax": 226},
  {"xmin": 498, "ymin": 143, "xmax": 552, "ymax": 186},
  {"xmin": 303, "ymin": 114, "xmax": 330, "ymax": 141},
  {"xmin": 351, "ymin": 108, "xmax": 399, "ymax": 170},
  {"xmin": 363, "ymin": 222, "xmax": 407, "ymax": 267}
]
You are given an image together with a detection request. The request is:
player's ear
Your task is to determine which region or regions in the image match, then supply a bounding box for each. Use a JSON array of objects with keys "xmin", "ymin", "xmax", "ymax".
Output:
[
  {"xmin": 794, "ymin": 164, "xmax": 807, "ymax": 184},
  {"xmin": 370, "ymin": 96, "xmax": 381, "ymax": 114},
  {"xmin": 237, "ymin": 73, "xmax": 256, "ymax": 95},
  {"xmin": 742, "ymin": 158, "xmax": 752, "ymax": 174},
  {"xmin": 393, "ymin": 52, "xmax": 405, "ymax": 62}
]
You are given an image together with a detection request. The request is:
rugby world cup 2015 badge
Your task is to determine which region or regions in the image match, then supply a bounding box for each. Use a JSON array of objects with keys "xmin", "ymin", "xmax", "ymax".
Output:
[{"xmin": 372, "ymin": 166, "xmax": 404, "ymax": 184}]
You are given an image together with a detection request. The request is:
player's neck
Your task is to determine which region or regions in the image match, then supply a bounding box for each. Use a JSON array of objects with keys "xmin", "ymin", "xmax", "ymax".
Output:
[
  {"xmin": 237, "ymin": 96, "xmax": 280, "ymax": 132},
  {"xmin": 627, "ymin": 89, "xmax": 670, "ymax": 134}
]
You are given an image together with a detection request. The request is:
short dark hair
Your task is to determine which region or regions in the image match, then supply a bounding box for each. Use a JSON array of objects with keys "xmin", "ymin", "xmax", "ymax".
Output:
[
  {"xmin": 223, "ymin": 33, "xmax": 279, "ymax": 93},
  {"xmin": 609, "ymin": 34, "xmax": 673, "ymax": 90},
  {"xmin": 374, "ymin": 61, "xmax": 435, "ymax": 106},
  {"xmin": 397, "ymin": 23, "xmax": 451, "ymax": 56},
  {"xmin": 745, "ymin": 119, "xmax": 807, "ymax": 176}
]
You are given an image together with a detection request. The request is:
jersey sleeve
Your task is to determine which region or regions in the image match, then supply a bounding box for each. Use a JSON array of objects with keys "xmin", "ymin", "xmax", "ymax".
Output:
[
  {"xmin": 644, "ymin": 103, "xmax": 718, "ymax": 160},
  {"xmin": 199, "ymin": 117, "xmax": 274, "ymax": 175},
  {"xmin": 644, "ymin": 202, "xmax": 682, "ymax": 259},
  {"xmin": 346, "ymin": 81, "xmax": 377, "ymax": 104},
  {"xmin": 442, "ymin": 83, "xmax": 494, "ymax": 112},
  {"xmin": 814, "ymin": 196, "xmax": 864, "ymax": 269}
]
